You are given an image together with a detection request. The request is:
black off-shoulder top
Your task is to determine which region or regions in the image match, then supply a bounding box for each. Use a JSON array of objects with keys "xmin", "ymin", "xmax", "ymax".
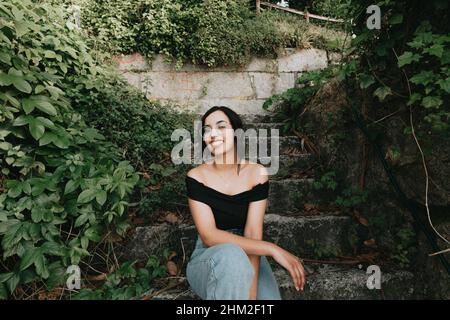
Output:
[{"xmin": 186, "ymin": 176, "xmax": 269, "ymax": 230}]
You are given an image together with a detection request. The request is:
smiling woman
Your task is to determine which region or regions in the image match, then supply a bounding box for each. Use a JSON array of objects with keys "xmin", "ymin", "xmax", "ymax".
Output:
[{"xmin": 185, "ymin": 106, "xmax": 306, "ymax": 300}]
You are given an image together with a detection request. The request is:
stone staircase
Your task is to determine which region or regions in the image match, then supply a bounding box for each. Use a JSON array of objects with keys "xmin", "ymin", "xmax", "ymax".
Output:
[{"xmin": 126, "ymin": 113, "xmax": 419, "ymax": 300}]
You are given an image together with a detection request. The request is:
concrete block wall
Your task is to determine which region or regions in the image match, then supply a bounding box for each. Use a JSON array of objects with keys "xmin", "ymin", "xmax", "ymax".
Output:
[{"xmin": 114, "ymin": 48, "xmax": 336, "ymax": 115}]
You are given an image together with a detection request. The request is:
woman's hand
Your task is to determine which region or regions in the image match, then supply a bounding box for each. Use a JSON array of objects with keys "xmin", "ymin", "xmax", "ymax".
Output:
[{"xmin": 270, "ymin": 244, "xmax": 306, "ymax": 291}]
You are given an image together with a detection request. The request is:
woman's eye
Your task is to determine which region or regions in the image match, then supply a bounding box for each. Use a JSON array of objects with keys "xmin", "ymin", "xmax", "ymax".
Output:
[{"xmin": 219, "ymin": 125, "xmax": 227, "ymax": 129}]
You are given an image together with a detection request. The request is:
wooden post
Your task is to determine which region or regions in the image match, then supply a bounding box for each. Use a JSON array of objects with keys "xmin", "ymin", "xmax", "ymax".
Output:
[
  {"xmin": 256, "ymin": 0, "xmax": 261, "ymax": 15},
  {"xmin": 305, "ymin": 7, "xmax": 309, "ymax": 23}
]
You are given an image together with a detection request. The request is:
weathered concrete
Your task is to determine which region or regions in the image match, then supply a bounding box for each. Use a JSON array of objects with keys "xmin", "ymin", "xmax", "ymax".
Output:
[
  {"xmin": 148, "ymin": 264, "xmax": 419, "ymax": 300},
  {"xmin": 115, "ymin": 48, "xmax": 331, "ymax": 115},
  {"xmin": 124, "ymin": 213, "xmax": 353, "ymax": 263}
]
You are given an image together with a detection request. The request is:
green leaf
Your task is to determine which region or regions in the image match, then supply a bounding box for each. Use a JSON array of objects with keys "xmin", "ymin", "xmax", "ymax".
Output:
[
  {"xmin": 6, "ymin": 273, "xmax": 20, "ymax": 294},
  {"xmin": 389, "ymin": 14, "xmax": 403, "ymax": 25},
  {"xmin": 20, "ymin": 248, "xmax": 40, "ymax": 271},
  {"xmin": 424, "ymin": 44, "xmax": 444, "ymax": 58},
  {"xmin": 421, "ymin": 96, "xmax": 443, "ymax": 108},
  {"xmin": 410, "ymin": 71, "xmax": 435, "ymax": 86},
  {"xmin": 96, "ymin": 190, "xmax": 107, "ymax": 206},
  {"xmin": 438, "ymin": 77, "xmax": 450, "ymax": 93},
  {"xmin": 12, "ymin": 78, "xmax": 32, "ymax": 94},
  {"xmin": 64, "ymin": 180, "xmax": 79, "ymax": 195},
  {"xmin": 34, "ymin": 99, "xmax": 57, "ymax": 116},
  {"xmin": 28, "ymin": 118, "xmax": 45, "ymax": 140},
  {"xmin": 31, "ymin": 207, "xmax": 44, "ymax": 223},
  {"xmin": 359, "ymin": 74, "xmax": 375, "ymax": 89},
  {"xmin": 38, "ymin": 132, "xmax": 55, "ymax": 146},
  {"xmin": 398, "ymin": 52, "xmax": 421, "ymax": 67},
  {"xmin": 34, "ymin": 254, "xmax": 49, "ymax": 279},
  {"xmin": 22, "ymin": 98, "xmax": 35, "ymax": 114},
  {"xmin": 44, "ymin": 50, "xmax": 57, "ymax": 59},
  {"xmin": 0, "ymin": 142, "xmax": 12, "ymax": 151},
  {"xmin": 7, "ymin": 180, "xmax": 22, "ymax": 198},
  {"xmin": 373, "ymin": 86, "xmax": 392, "ymax": 101},
  {"xmin": 81, "ymin": 237, "xmax": 89, "ymax": 250},
  {"xmin": 77, "ymin": 189, "xmax": 97, "ymax": 204},
  {"xmin": 74, "ymin": 213, "xmax": 89, "ymax": 228},
  {"xmin": 0, "ymin": 73, "xmax": 13, "ymax": 86},
  {"xmin": 14, "ymin": 21, "xmax": 29, "ymax": 37},
  {"xmin": 12, "ymin": 115, "xmax": 30, "ymax": 126},
  {"xmin": 0, "ymin": 51, "xmax": 11, "ymax": 65}
]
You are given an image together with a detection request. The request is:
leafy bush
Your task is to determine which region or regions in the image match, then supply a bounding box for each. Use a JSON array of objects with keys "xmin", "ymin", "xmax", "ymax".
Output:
[
  {"xmin": 78, "ymin": 0, "xmax": 322, "ymax": 67},
  {"xmin": 68, "ymin": 71, "xmax": 195, "ymax": 214},
  {"xmin": 0, "ymin": 0, "xmax": 140, "ymax": 299}
]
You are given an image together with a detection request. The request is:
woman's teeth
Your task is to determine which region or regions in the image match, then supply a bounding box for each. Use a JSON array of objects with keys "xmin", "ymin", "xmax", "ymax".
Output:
[{"xmin": 211, "ymin": 141, "xmax": 223, "ymax": 147}]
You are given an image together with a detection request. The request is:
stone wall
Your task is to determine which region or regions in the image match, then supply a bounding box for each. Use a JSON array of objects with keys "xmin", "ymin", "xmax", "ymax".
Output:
[{"xmin": 114, "ymin": 48, "xmax": 338, "ymax": 114}]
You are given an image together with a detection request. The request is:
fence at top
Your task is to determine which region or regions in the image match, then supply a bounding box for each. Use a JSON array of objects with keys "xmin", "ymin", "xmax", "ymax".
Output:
[{"xmin": 255, "ymin": 1, "xmax": 344, "ymax": 23}]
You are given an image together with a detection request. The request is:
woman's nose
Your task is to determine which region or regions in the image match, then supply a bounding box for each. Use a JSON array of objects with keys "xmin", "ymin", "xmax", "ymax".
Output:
[{"xmin": 210, "ymin": 128, "xmax": 220, "ymax": 137}]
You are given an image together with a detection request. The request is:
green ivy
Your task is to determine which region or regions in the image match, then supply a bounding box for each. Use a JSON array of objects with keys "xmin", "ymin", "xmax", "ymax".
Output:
[{"xmin": 0, "ymin": 0, "xmax": 139, "ymax": 299}]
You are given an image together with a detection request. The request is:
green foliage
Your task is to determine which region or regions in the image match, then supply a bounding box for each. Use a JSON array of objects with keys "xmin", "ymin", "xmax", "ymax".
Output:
[
  {"xmin": 263, "ymin": 67, "xmax": 337, "ymax": 133},
  {"xmin": 0, "ymin": 0, "xmax": 140, "ymax": 298},
  {"xmin": 312, "ymin": 171, "xmax": 337, "ymax": 191},
  {"xmin": 391, "ymin": 227, "xmax": 417, "ymax": 268},
  {"xmin": 73, "ymin": 256, "xmax": 167, "ymax": 300},
  {"xmin": 335, "ymin": 187, "xmax": 369, "ymax": 209},
  {"xmin": 306, "ymin": 239, "xmax": 339, "ymax": 259},
  {"xmin": 78, "ymin": 0, "xmax": 317, "ymax": 67},
  {"xmin": 341, "ymin": 0, "xmax": 450, "ymax": 137}
]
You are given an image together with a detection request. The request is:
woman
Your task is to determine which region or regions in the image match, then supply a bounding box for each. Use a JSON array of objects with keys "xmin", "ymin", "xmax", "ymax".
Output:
[{"xmin": 185, "ymin": 106, "xmax": 305, "ymax": 300}]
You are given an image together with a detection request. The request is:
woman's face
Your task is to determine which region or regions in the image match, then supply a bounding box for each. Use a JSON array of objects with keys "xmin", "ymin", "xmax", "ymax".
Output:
[{"xmin": 203, "ymin": 110, "xmax": 235, "ymax": 159}]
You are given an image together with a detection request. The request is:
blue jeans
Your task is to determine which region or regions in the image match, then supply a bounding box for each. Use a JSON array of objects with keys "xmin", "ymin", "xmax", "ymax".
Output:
[{"xmin": 186, "ymin": 228, "xmax": 282, "ymax": 300}]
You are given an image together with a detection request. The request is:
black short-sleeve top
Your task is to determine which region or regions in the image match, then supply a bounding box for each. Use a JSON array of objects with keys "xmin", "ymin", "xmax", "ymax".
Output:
[{"xmin": 186, "ymin": 176, "xmax": 269, "ymax": 230}]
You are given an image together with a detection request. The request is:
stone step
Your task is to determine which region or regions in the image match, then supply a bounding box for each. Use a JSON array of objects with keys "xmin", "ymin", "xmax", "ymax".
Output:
[
  {"xmin": 149, "ymin": 265, "xmax": 417, "ymax": 300},
  {"xmin": 267, "ymin": 178, "xmax": 331, "ymax": 213},
  {"xmin": 274, "ymin": 264, "xmax": 416, "ymax": 300},
  {"xmin": 124, "ymin": 214, "xmax": 353, "ymax": 264},
  {"xmin": 261, "ymin": 154, "xmax": 317, "ymax": 180},
  {"xmin": 263, "ymin": 214, "xmax": 353, "ymax": 258}
]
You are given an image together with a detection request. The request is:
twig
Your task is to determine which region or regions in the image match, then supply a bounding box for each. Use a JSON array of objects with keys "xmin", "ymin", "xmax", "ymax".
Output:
[
  {"xmin": 392, "ymin": 47, "xmax": 450, "ymax": 253},
  {"xmin": 429, "ymin": 248, "xmax": 450, "ymax": 257}
]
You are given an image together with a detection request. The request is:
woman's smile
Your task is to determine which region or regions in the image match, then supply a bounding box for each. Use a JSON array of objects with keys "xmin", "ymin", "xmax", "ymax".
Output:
[{"xmin": 210, "ymin": 140, "xmax": 224, "ymax": 148}]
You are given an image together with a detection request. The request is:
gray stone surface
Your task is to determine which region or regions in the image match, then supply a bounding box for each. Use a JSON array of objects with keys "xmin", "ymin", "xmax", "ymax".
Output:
[
  {"xmin": 117, "ymin": 48, "xmax": 332, "ymax": 115},
  {"xmin": 124, "ymin": 214, "xmax": 352, "ymax": 263},
  {"xmin": 148, "ymin": 265, "xmax": 418, "ymax": 300},
  {"xmin": 277, "ymin": 48, "xmax": 328, "ymax": 72}
]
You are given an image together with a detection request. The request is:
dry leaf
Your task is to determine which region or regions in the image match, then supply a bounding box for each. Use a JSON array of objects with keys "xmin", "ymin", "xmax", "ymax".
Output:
[
  {"xmin": 142, "ymin": 172, "xmax": 151, "ymax": 180},
  {"xmin": 363, "ymin": 239, "xmax": 376, "ymax": 247},
  {"xmin": 87, "ymin": 273, "xmax": 108, "ymax": 281},
  {"xmin": 353, "ymin": 210, "xmax": 369, "ymax": 226},
  {"xmin": 304, "ymin": 203, "xmax": 318, "ymax": 211},
  {"xmin": 164, "ymin": 212, "xmax": 179, "ymax": 224},
  {"xmin": 168, "ymin": 251, "xmax": 177, "ymax": 260},
  {"xmin": 167, "ymin": 261, "xmax": 178, "ymax": 276}
]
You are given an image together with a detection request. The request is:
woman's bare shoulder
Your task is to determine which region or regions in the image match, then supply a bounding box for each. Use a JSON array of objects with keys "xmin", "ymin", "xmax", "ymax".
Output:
[
  {"xmin": 240, "ymin": 160, "xmax": 268, "ymax": 184},
  {"xmin": 187, "ymin": 164, "xmax": 207, "ymax": 182}
]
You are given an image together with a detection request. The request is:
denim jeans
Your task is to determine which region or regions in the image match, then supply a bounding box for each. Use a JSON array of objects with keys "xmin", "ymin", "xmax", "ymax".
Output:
[{"xmin": 186, "ymin": 228, "xmax": 282, "ymax": 300}]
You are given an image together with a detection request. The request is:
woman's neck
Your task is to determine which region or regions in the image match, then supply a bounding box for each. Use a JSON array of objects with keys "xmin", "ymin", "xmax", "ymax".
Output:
[{"xmin": 212, "ymin": 148, "xmax": 240, "ymax": 171}]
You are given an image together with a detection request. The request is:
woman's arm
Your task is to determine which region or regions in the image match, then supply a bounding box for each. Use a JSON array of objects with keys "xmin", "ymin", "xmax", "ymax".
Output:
[
  {"xmin": 244, "ymin": 198, "xmax": 267, "ymax": 300},
  {"xmin": 188, "ymin": 197, "xmax": 305, "ymax": 292},
  {"xmin": 188, "ymin": 197, "xmax": 276, "ymax": 256}
]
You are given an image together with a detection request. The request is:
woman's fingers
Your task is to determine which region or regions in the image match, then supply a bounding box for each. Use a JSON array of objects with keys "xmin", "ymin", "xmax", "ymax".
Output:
[
  {"xmin": 297, "ymin": 260, "xmax": 306, "ymax": 290},
  {"xmin": 292, "ymin": 261, "xmax": 302, "ymax": 290},
  {"xmin": 288, "ymin": 265, "xmax": 300, "ymax": 291}
]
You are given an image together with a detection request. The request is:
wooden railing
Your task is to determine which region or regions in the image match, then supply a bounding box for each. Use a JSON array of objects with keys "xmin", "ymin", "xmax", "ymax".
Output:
[{"xmin": 256, "ymin": 1, "xmax": 344, "ymax": 24}]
